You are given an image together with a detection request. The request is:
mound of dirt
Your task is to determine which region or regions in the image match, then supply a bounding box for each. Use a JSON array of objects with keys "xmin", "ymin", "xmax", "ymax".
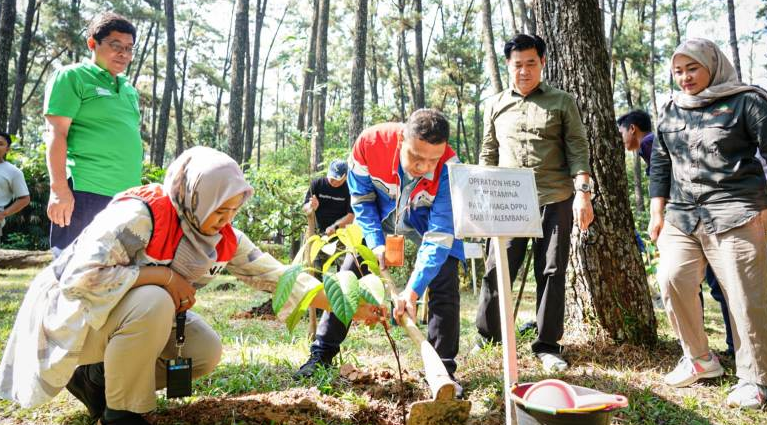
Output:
[
  {"xmin": 231, "ymin": 299, "xmax": 276, "ymax": 320},
  {"xmin": 148, "ymin": 386, "xmax": 402, "ymax": 425}
]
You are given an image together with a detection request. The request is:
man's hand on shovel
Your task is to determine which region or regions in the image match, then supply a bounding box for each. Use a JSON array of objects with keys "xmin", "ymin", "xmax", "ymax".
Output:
[{"xmin": 393, "ymin": 287, "xmax": 418, "ymax": 325}]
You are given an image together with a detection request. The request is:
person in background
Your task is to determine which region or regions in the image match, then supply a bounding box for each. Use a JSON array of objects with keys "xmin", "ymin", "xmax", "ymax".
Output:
[
  {"xmin": 619, "ymin": 110, "xmax": 735, "ymax": 358},
  {"xmin": 302, "ymin": 159, "xmax": 355, "ymax": 272},
  {"xmin": 475, "ymin": 34, "xmax": 593, "ymax": 373},
  {"xmin": 44, "ymin": 12, "xmax": 142, "ymax": 256},
  {"xmin": 0, "ymin": 131, "xmax": 30, "ymax": 241},
  {"xmin": 649, "ymin": 38, "xmax": 767, "ymax": 409}
]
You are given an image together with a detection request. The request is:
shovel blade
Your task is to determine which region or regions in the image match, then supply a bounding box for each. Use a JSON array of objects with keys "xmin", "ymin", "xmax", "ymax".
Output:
[{"xmin": 407, "ymin": 399, "xmax": 471, "ymax": 425}]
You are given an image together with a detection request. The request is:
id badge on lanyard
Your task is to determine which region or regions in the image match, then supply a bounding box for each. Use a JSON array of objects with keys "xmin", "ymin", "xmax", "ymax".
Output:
[{"xmin": 166, "ymin": 311, "xmax": 193, "ymax": 398}]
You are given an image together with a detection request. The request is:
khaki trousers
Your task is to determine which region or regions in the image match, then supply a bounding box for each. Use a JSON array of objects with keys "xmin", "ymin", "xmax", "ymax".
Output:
[
  {"xmin": 78, "ymin": 285, "xmax": 223, "ymax": 412},
  {"xmin": 657, "ymin": 216, "xmax": 767, "ymax": 385}
]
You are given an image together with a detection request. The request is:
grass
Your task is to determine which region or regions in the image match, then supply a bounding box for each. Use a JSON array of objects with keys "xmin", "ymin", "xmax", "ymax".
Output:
[{"xmin": 0, "ymin": 267, "xmax": 765, "ymax": 424}]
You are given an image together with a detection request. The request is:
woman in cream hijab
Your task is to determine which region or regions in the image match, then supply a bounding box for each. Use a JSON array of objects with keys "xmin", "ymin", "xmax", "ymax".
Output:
[
  {"xmin": 0, "ymin": 147, "xmax": 373, "ymax": 424},
  {"xmin": 648, "ymin": 38, "xmax": 767, "ymax": 409}
]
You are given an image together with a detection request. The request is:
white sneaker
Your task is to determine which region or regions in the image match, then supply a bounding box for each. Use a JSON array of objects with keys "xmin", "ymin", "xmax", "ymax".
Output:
[
  {"xmin": 726, "ymin": 380, "xmax": 767, "ymax": 409},
  {"xmin": 537, "ymin": 352, "xmax": 568, "ymax": 372},
  {"xmin": 663, "ymin": 353, "xmax": 724, "ymax": 388}
]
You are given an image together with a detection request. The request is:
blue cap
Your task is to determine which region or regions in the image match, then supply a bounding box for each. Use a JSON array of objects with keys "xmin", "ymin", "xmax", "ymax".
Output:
[{"xmin": 327, "ymin": 159, "xmax": 348, "ymax": 179}]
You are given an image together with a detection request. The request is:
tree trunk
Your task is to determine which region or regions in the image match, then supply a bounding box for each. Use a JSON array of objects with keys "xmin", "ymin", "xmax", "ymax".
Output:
[
  {"xmin": 227, "ymin": 0, "xmax": 248, "ymax": 164},
  {"xmin": 349, "ymin": 0, "xmax": 368, "ymax": 145},
  {"xmin": 534, "ymin": 0, "xmax": 657, "ymax": 345},
  {"xmin": 481, "ymin": 0, "xmax": 503, "ymax": 94},
  {"xmin": 310, "ymin": 0, "xmax": 329, "ymax": 172},
  {"xmin": 507, "ymin": 0, "xmax": 518, "ymax": 34},
  {"xmin": 396, "ymin": 36, "xmax": 406, "ymax": 121},
  {"xmin": 214, "ymin": 3, "xmax": 236, "ymax": 147},
  {"xmin": 413, "ymin": 0, "xmax": 425, "ymax": 109},
  {"xmin": 398, "ymin": 0, "xmax": 416, "ymax": 113},
  {"xmin": 174, "ymin": 20, "xmax": 194, "ymax": 159},
  {"xmin": 726, "ymin": 0, "xmax": 742, "ymax": 81},
  {"xmin": 153, "ymin": 0, "xmax": 178, "ymax": 167},
  {"xmin": 0, "ymin": 0, "xmax": 16, "ymax": 131},
  {"xmin": 256, "ymin": 6, "xmax": 287, "ymax": 168},
  {"xmin": 368, "ymin": 3, "xmax": 379, "ymax": 106},
  {"xmin": 131, "ymin": 21, "xmax": 154, "ymax": 88},
  {"xmin": 297, "ymin": 0, "xmax": 319, "ymax": 133},
  {"xmin": 516, "ymin": 0, "xmax": 531, "ymax": 33},
  {"xmin": 670, "ymin": 0, "xmax": 681, "ymax": 47},
  {"xmin": 151, "ymin": 12, "xmax": 159, "ymax": 150},
  {"xmin": 649, "ymin": 0, "xmax": 658, "ymax": 122},
  {"xmin": 8, "ymin": 0, "xmax": 37, "ymax": 136},
  {"xmin": 473, "ymin": 84, "xmax": 482, "ymax": 160},
  {"xmin": 244, "ymin": 0, "xmax": 267, "ymax": 163}
]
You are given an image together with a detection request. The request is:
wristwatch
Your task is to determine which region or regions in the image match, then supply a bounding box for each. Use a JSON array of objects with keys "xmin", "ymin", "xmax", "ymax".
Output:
[{"xmin": 574, "ymin": 181, "xmax": 593, "ymax": 193}]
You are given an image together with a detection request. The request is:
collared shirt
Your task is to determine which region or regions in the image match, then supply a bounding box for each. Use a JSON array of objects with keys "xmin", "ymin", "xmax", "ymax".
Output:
[
  {"xmin": 348, "ymin": 122, "xmax": 464, "ymax": 296},
  {"xmin": 480, "ymin": 82, "xmax": 591, "ymax": 205},
  {"xmin": 44, "ymin": 60, "xmax": 142, "ymax": 197},
  {"xmin": 639, "ymin": 133, "xmax": 654, "ymax": 175},
  {"xmin": 650, "ymin": 91, "xmax": 767, "ymax": 235}
]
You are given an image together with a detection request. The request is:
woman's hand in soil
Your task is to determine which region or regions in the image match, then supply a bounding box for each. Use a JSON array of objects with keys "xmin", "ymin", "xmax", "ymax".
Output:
[{"xmin": 164, "ymin": 269, "xmax": 197, "ymax": 313}]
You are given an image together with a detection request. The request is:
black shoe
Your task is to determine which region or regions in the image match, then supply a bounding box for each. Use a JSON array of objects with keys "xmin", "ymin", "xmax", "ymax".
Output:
[
  {"xmin": 66, "ymin": 364, "xmax": 106, "ymax": 419},
  {"xmin": 98, "ymin": 411, "xmax": 151, "ymax": 425},
  {"xmin": 293, "ymin": 353, "xmax": 333, "ymax": 379}
]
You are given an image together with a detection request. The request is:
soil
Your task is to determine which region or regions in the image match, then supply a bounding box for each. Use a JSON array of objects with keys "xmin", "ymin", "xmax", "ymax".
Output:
[
  {"xmin": 148, "ymin": 365, "xmax": 430, "ymax": 425},
  {"xmin": 231, "ymin": 299, "xmax": 277, "ymax": 320}
]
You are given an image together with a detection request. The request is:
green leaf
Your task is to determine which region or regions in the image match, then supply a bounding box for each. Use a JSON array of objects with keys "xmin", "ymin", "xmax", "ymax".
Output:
[
  {"xmin": 358, "ymin": 274, "xmax": 386, "ymax": 305},
  {"xmin": 335, "ymin": 227, "xmax": 351, "ymax": 249},
  {"xmin": 272, "ymin": 265, "xmax": 304, "ymax": 313},
  {"xmin": 346, "ymin": 224, "xmax": 364, "ymax": 247},
  {"xmin": 356, "ymin": 244, "xmax": 377, "ymax": 267},
  {"xmin": 323, "ymin": 271, "xmax": 360, "ymax": 327},
  {"xmin": 285, "ymin": 284, "xmax": 324, "ymax": 332},
  {"xmin": 293, "ymin": 234, "xmax": 321, "ymax": 266},
  {"xmin": 361, "ymin": 260, "xmax": 380, "ymax": 276},
  {"xmin": 309, "ymin": 237, "xmax": 326, "ymax": 263},
  {"xmin": 322, "ymin": 250, "xmax": 346, "ymax": 274}
]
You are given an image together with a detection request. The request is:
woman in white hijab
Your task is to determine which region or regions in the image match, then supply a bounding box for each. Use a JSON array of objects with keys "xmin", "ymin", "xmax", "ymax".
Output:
[
  {"xmin": 0, "ymin": 147, "xmax": 370, "ymax": 424},
  {"xmin": 648, "ymin": 38, "xmax": 767, "ymax": 409}
]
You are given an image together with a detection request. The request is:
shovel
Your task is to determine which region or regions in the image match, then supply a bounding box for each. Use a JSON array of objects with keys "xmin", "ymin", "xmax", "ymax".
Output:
[{"xmin": 381, "ymin": 270, "xmax": 471, "ymax": 425}]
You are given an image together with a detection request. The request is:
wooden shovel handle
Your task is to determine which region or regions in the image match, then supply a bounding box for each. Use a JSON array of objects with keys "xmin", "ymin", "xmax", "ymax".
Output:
[{"xmin": 381, "ymin": 270, "xmax": 457, "ymax": 400}]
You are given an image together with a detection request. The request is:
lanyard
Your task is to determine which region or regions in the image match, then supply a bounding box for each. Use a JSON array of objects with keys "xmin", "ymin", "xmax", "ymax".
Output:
[{"xmin": 175, "ymin": 312, "xmax": 186, "ymax": 356}]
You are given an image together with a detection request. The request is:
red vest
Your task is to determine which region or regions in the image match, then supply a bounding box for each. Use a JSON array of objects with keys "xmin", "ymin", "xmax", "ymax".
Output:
[{"xmin": 117, "ymin": 184, "xmax": 237, "ymax": 265}]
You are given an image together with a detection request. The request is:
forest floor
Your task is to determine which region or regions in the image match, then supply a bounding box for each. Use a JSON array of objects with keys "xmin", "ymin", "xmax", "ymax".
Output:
[{"xmin": 1, "ymin": 265, "xmax": 766, "ymax": 424}]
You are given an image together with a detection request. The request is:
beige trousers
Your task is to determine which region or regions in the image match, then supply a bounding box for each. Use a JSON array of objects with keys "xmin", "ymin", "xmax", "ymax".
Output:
[
  {"xmin": 657, "ymin": 216, "xmax": 767, "ymax": 385},
  {"xmin": 78, "ymin": 285, "xmax": 223, "ymax": 412}
]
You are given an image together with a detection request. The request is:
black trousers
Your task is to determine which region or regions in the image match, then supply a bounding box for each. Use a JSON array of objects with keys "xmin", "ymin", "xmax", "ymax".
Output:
[
  {"xmin": 475, "ymin": 196, "xmax": 573, "ymax": 354},
  {"xmin": 310, "ymin": 254, "xmax": 461, "ymax": 375}
]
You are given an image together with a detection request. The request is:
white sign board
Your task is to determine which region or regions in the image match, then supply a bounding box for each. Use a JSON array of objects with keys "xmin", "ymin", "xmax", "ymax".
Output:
[{"xmin": 447, "ymin": 164, "xmax": 543, "ymax": 239}]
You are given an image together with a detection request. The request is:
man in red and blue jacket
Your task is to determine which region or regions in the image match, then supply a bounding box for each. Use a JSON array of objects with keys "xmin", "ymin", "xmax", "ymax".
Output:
[{"xmin": 296, "ymin": 109, "xmax": 465, "ymax": 394}]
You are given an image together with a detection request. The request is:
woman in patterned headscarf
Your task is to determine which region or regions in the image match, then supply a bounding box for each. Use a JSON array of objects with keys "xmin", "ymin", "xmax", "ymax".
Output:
[
  {"xmin": 0, "ymin": 147, "xmax": 373, "ymax": 424},
  {"xmin": 648, "ymin": 38, "xmax": 767, "ymax": 409}
]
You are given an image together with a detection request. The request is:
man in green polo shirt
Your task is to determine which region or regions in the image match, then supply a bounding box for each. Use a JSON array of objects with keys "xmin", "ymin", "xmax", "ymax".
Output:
[
  {"xmin": 474, "ymin": 34, "xmax": 594, "ymax": 372},
  {"xmin": 44, "ymin": 12, "xmax": 142, "ymax": 256}
]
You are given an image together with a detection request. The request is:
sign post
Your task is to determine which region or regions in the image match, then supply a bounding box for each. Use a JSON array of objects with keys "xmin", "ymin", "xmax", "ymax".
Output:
[{"xmin": 448, "ymin": 164, "xmax": 542, "ymax": 425}]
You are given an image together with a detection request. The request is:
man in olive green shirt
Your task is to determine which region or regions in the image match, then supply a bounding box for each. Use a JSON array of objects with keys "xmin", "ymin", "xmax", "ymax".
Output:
[
  {"xmin": 474, "ymin": 34, "xmax": 594, "ymax": 372},
  {"xmin": 44, "ymin": 12, "xmax": 142, "ymax": 256}
]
